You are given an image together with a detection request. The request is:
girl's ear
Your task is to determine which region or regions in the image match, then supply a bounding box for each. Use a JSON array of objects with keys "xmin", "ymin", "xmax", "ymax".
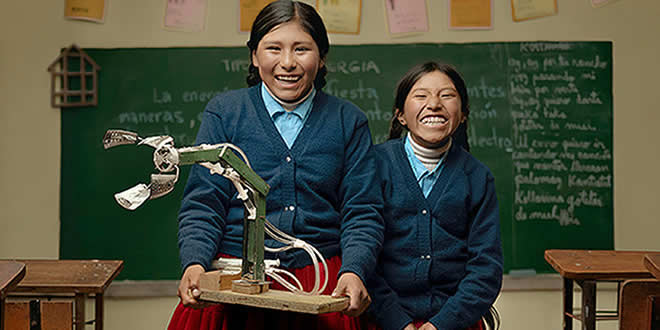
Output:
[
  {"xmin": 251, "ymin": 50, "xmax": 260, "ymax": 68},
  {"xmin": 396, "ymin": 109, "xmax": 407, "ymax": 126}
]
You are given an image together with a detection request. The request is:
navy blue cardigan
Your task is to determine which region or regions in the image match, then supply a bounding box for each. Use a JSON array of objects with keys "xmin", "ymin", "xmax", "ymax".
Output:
[
  {"xmin": 177, "ymin": 85, "xmax": 384, "ymax": 283},
  {"xmin": 368, "ymin": 139, "xmax": 503, "ymax": 330}
]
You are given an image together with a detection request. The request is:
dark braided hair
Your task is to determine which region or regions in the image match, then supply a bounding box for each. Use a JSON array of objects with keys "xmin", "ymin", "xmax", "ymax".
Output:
[
  {"xmin": 388, "ymin": 61, "xmax": 471, "ymax": 152},
  {"xmin": 246, "ymin": 0, "xmax": 329, "ymax": 89}
]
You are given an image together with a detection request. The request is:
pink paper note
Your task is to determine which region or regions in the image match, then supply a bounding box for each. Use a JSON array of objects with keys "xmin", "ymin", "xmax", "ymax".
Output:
[
  {"xmin": 385, "ymin": 0, "xmax": 429, "ymax": 34},
  {"xmin": 164, "ymin": 0, "xmax": 207, "ymax": 32}
]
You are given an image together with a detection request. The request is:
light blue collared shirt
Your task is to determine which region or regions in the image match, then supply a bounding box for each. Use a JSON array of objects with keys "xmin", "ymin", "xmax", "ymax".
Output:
[
  {"xmin": 261, "ymin": 83, "xmax": 316, "ymax": 148},
  {"xmin": 404, "ymin": 134, "xmax": 448, "ymax": 198}
]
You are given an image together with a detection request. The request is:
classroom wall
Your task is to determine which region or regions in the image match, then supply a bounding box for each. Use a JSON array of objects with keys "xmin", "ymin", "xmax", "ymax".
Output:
[{"xmin": 1, "ymin": 1, "xmax": 659, "ymax": 329}]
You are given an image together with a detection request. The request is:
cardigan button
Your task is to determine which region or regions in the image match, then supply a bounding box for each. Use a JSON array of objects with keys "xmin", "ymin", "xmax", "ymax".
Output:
[
  {"xmin": 285, "ymin": 156, "xmax": 292, "ymax": 163},
  {"xmin": 288, "ymin": 205, "xmax": 296, "ymax": 211},
  {"xmin": 421, "ymin": 209, "xmax": 427, "ymax": 215}
]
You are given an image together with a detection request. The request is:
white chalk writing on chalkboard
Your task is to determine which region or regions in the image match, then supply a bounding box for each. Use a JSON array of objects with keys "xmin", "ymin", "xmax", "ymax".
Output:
[
  {"xmin": 504, "ymin": 45, "xmax": 612, "ymax": 227},
  {"xmin": 520, "ymin": 42, "xmax": 572, "ymax": 53},
  {"xmin": 153, "ymin": 88, "xmax": 172, "ymax": 104},
  {"xmin": 118, "ymin": 111, "xmax": 184, "ymax": 125},
  {"xmin": 221, "ymin": 59, "xmax": 250, "ymax": 72},
  {"xmin": 325, "ymin": 79, "xmax": 379, "ymax": 100},
  {"xmin": 467, "ymin": 77, "xmax": 506, "ymax": 98},
  {"xmin": 325, "ymin": 60, "xmax": 381, "ymax": 74}
]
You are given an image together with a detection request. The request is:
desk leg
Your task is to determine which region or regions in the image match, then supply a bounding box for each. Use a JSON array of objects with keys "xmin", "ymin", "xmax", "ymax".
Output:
[
  {"xmin": 563, "ymin": 278, "xmax": 573, "ymax": 330},
  {"xmin": 580, "ymin": 280, "xmax": 596, "ymax": 330},
  {"xmin": 1, "ymin": 297, "xmax": 5, "ymax": 330},
  {"xmin": 75, "ymin": 293, "xmax": 85, "ymax": 330},
  {"xmin": 95, "ymin": 294, "xmax": 103, "ymax": 330}
]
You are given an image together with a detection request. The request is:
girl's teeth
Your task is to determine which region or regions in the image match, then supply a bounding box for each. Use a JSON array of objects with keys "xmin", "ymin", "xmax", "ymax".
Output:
[
  {"xmin": 422, "ymin": 117, "xmax": 447, "ymax": 124},
  {"xmin": 278, "ymin": 76, "xmax": 299, "ymax": 82}
]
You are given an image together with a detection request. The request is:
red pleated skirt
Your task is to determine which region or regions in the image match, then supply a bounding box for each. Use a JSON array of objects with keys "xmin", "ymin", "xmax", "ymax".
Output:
[{"xmin": 168, "ymin": 255, "xmax": 363, "ymax": 330}]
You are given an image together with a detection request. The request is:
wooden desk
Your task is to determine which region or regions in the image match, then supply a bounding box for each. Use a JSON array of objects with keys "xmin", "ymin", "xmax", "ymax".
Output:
[
  {"xmin": 619, "ymin": 279, "xmax": 660, "ymax": 330},
  {"xmin": 0, "ymin": 261, "xmax": 26, "ymax": 330},
  {"xmin": 544, "ymin": 250, "xmax": 660, "ymax": 330},
  {"xmin": 644, "ymin": 254, "xmax": 660, "ymax": 280},
  {"xmin": 7, "ymin": 260, "xmax": 123, "ymax": 330},
  {"xmin": 642, "ymin": 254, "xmax": 660, "ymax": 329}
]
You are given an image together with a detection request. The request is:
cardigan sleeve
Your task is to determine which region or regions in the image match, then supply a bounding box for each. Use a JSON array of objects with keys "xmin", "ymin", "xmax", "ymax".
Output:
[
  {"xmin": 177, "ymin": 103, "xmax": 234, "ymax": 272},
  {"xmin": 429, "ymin": 171, "xmax": 503, "ymax": 330},
  {"xmin": 337, "ymin": 116, "xmax": 385, "ymax": 284}
]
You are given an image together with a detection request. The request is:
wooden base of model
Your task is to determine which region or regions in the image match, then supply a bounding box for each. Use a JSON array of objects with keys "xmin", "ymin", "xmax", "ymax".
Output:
[{"xmin": 197, "ymin": 270, "xmax": 348, "ymax": 314}]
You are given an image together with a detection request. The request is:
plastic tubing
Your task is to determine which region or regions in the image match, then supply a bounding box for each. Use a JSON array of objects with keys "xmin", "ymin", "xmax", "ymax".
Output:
[{"xmin": 212, "ymin": 143, "xmax": 329, "ymax": 296}]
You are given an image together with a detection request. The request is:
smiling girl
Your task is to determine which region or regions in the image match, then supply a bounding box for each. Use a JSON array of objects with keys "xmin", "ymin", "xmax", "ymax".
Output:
[
  {"xmin": 366, "ymin": 62, "xmax": 503, "ymax": 330},
  {"xmin": 168, "ymin": 1, "xmax": 383, "ymax": 329}
]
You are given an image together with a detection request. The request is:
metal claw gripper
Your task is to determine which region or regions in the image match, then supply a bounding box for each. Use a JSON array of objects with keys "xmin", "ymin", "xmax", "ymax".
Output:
[{"xmin": 102, "ymin": 129, "xmax": 180, "ymax": 210}]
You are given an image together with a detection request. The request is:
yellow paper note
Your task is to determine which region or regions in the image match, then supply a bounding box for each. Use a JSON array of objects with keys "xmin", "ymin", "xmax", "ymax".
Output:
[
  {"xmin": 317, "ymin": 0, "xmax": 362, "ymax": 34},
  {"xmin": 64, "ymin": 0, "xmax": 106, "ymax": 23},
  {"xmin": 240, "ymin": 0, "xmax": 276, "ymax": 32},
  {"xmin": 511, "ymin": 0, "xmax": 557, "ymax": 22},
  {"xmin": 449, "ymin": 0, "xmax": 492, "ymax": 30}
]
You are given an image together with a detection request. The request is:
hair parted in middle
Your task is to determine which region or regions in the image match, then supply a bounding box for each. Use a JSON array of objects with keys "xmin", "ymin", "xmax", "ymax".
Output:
[
  {"xmin": 388, "ymin": 61, "xmax": 471, "ymax": 151},
  {"xmin": 246, "ymin": 0, "xmax": 330, "ymax": 89}
]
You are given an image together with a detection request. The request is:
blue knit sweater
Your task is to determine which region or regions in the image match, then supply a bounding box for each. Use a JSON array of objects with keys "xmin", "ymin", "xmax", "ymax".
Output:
[
  {"xmin": 177, "ymin": 85, "xmax": 384, "ymax": 283},
  {"xmin": 368, "ymin": 139, "xmax": 503, "ymax": 330}
]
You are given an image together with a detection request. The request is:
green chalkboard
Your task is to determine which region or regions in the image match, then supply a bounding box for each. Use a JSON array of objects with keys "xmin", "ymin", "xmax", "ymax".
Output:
[{"xmin": 60, "ymin": 42, "xmax": 613, "ymax": 280}]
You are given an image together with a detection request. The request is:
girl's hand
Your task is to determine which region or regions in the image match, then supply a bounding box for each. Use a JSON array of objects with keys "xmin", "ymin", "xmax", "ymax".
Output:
[
  {"xmin": 403, "ymin": 323, "xmax": 418, "ymax": 330},
  {"xmin": 177, "ymin": 264, "xmax": 212, "ymax": 308},
  {"xmin": 418, "ymin": 322, "xmax": 437, "ymax": 330},
  {"xmin": 331, "ymin": 272, "xmax": 371, "ymax": 317}
]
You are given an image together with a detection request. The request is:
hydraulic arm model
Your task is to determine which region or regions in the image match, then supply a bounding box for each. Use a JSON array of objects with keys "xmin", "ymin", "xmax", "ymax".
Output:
[{"xmin": 103, "ymin": 129, "xmax": 327, "ymax": 295}]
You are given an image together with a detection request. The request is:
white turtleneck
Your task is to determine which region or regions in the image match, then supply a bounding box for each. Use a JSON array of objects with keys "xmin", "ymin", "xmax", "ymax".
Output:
[{"xmin": 407, "ymin": 133, "xmax": 452, "ymax": 172}]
